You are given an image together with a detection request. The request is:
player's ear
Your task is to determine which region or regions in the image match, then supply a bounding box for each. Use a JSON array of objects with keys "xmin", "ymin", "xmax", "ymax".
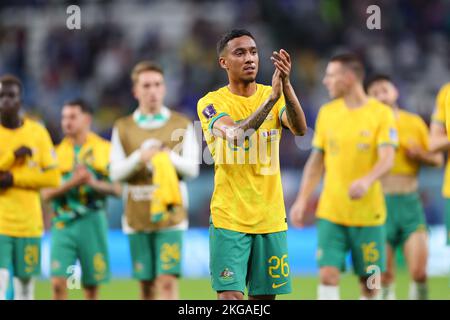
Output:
[
  {"xmin": 85, "ymin": 113, "xmax": 93, "ymax": 126},
  {"xmin": 392, "ymin": 85, "xmax": 399, "ymax": 101},
  {"xmin": 219, "ymin": 56, "xmax": 228, "ymax": 70}
]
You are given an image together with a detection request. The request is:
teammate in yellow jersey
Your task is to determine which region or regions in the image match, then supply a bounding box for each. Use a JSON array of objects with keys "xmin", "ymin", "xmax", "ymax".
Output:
[
  {"xmin": 0, "ymin": 75, "xmax": 61, "ymax": 300},
  {"xmin": 290, "ymin": 54, "xmax": 398, "ymax": 300},
  {"xmin": 429, "ymin": 82, "xmax": 450, "ymax": 245},
  {"xmin": 42, "ymin": 99, "xmax": 121, "ymax": 300},
  {"xmin": 366, "ymin": 74, "xmax": 443, "ymax": 300},
  {"xmin": 197, "ymin": 29, "xmax": 307, "ymax": 300}
]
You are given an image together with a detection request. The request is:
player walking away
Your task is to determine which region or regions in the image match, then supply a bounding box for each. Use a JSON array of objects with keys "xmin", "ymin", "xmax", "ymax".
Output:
[
  {"xmin": 197, "ymin": 29, "xmax": 307, "ymax": 300},
  {"xmin": 110, "ymin": 61, "xmax": 199, "ymax": 300},
  {"xmin": 42, "ymin": 99, "xmax": 121, "ymax": 300},
  {"xmin": 366, "ymin": 75, "xmax": 443, "ymax": 300},
  {"xmin": 0, "ymin": 75, "xmax": 61, "ymax": 300},
  {"xmin": 429, "ymin": 82, "xmax": 450, "ymax": 245},
  {"xmin": 290, "ymin": 54, "xmax": 398, "ymax": 300}
]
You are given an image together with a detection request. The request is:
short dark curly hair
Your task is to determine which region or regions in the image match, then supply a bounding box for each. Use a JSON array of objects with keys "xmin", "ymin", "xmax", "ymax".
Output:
[
  {"xmin": 364, "ymin": 73, "xmax": 393, "ymax": 92},
  {"xmin": 64, "ymin": 98, "xmax": 94, "ymax": 115},
  {"xmin": 216, "ymin": 29, "xmax": 255, "ymax": 56}
]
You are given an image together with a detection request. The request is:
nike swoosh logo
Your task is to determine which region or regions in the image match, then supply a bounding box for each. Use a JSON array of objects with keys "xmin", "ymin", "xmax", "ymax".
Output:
[{"xmin": 272, "ymin": 282, "xmax": 288, "ymax": 289}]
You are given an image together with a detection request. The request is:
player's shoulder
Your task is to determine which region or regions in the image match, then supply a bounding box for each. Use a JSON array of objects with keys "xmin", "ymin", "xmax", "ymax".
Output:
[
  {"xmin": 90, "ymin": 132, "xmax": 111, "ymax": 147},
  {"xmin": 24, "ymin": 118, "xmax": 51, "ymax": 136},
  {"xmin": 114, "ymin": 114, "xmax": 134, "ymax": 129},
  {"xmin": 368, "ymin": 98, "xmax": 394, "ymax": 117},
  {"xmin": 197, "ymin": 86, "xmax": 229, "ymax": 118},
  {"xmin": 256, "ymin": 83, "xmax": 272, "ymax": 93},
  {"xmin": 436, "ymin": 82, "xmax": 450, "ymax": 105},
  {"xmin": 317, "ymin": 98, "xmax": 343, "ymax": 115},
  {"xmin": 198, "ymin": 86, "xmax": 227, "ymax": 104},
  {"xmin": 438, "ymin": 82, "xmax": 450, "ymax": 95},
  {"xmin": 398, "ymin": 108, "xmax": 422, "ymax": 121}
]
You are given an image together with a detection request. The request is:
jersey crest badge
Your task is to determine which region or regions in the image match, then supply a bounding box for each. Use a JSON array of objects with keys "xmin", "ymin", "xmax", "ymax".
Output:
[{"xmin": 202, "ymin": 104, "xmax": 217, "ymax": 119}]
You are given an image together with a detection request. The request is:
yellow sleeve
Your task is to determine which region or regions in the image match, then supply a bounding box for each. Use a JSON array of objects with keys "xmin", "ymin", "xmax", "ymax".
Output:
[
  {"xmin": 446, "ymin": 88, "xmax": 450, "ymax": 139},
  {"xmin": 377, "ymin": 108, "xmax": 398, "ymax": 148},
  {"xmin": 311, "ymin": 108, "xmax": 325, "ymax": 152},
  {"xmin": 415, "ymin": 116, "xmax": 430, "ymax": 151},
  {"xmin": 12, "ymin": 126, "xmax": 61, "ymax": 189},
  {"xmin": 97, "ymin": 141, "xmax": 111, "ymax": 176},
  {"xmin": 197, "ymin": 97, "xmax": 229, "ymax": 134},
  {"xmin": 39, "ymin": 126, "xmax": 59, "ymax": 170},
  {"xmin": 12, "ymin": 166, "xmax": 61, "ymax": 189},
  {"xmin": 0, "ymin": 150, "xmax": 15, "ymax": 171},
  {"xmin": 432, "ymin": 84, "xmax": 449, "ymax": 125}
]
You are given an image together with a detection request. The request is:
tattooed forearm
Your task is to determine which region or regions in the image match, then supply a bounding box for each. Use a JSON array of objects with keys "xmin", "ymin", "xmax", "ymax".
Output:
[
  {"xmin": 221, "ymin": 97, "xmax": 278, "ymax": 145},
  {"xmin": 283, "ymin": 81, "xmax": 307, "ymax": 136},
  {"xmin": 240, "ymin": 98, "xmax": 277, "ymax": 131}
]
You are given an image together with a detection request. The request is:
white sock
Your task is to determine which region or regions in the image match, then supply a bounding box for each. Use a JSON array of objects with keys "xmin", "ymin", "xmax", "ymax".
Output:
[
  {"xmin": 409, "ymin": 281, "xmax": 428, "ymax": 300},
  {"xmin": 381, "ymin": 284, "xmax": 396, "ymax": 300},
  {"xmin": 0, "ymin": 269, "xmax": 9, "ymax": 300},
  {"xmin": 318, "ymin": 284, "xmax": 340, "ymax": 300},
  {"xmin": 13, "ymin": 278, "xmax": 35, "ymax": 300}
]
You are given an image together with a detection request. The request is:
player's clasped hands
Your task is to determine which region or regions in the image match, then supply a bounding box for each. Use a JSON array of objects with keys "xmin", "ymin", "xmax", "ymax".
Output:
[
  {"xmin": 70, "ymin": 164, "xmax": 92, "ymax": 187},
  {"xmin": 270, "ymin": 49, "xmax": 291, "ymax": 101},
  {"xmin": 271, "ymin": 49, "xmax": 291, "ymax": 81},
  {"xmin": 348, "ymin": 178, "xmax": 370, "ymax": 200},
  {"xmin": 14, "ymin": 146, "xmax": 33, "ymax": 159},
  {"xmin": 140, "ymin": 139, "xmax": 163, "ymax": 164},
  {"xmin": 405, "ymin": 144, "xmax": 424, "ymax": 161}
]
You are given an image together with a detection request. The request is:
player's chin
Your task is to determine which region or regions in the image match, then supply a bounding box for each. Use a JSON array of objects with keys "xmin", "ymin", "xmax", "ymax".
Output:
[{"xmin": 241, "ymin": 74, "xmax": 256, "ymax": 83}]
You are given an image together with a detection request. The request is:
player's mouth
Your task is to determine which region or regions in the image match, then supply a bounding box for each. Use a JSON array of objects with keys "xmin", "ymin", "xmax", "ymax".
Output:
[{"xmin": 243, "ymin": 65, "xmax": 256, "ymax": 73}]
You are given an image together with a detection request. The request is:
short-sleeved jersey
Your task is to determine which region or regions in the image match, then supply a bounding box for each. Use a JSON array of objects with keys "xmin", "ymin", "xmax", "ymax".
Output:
[
  {"xmin": 312, "ymin": 98, "xmax": 398, "ymax": 226},
  {"xmin": 52, "ymin": 132, "xmax": 111, "ymax": 224},
  {"xmin": 197, "ymin": 84, "xmax": 287, "ymax": 234},
  {"xmin": 390, "ymin": 109, "xmax": 429, "ymax": 176},
  {"xmin": 431, "ymin": 82, "xmax": 450, "ymax": 197},
  {"xmin": 0, "ymin": 119, "xmax": 58, "ymax": 237}
]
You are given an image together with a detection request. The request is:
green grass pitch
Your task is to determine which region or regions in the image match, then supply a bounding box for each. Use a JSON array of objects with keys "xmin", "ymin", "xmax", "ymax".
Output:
[{"xmin": 35, "ymin": 270, "xmax": 449, "ymax": 300}]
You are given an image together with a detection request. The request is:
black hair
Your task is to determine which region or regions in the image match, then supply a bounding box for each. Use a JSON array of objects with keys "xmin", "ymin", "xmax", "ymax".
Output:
[
  {"xmin": 64, "ymin": 98, "xmax": 93, "ymax": 115},
  {"xmin": 330, "ymin": 53, "xmax": 365, "ymax": 81},
  {"xmin": 364, "ymin": 73, "xmax": 393, "ymax": 92},
  {"xmin": 216, "ymin": 29, "xmax": 255, "ymax": 56},
  {"xmin": 0, "ymin": 74, "xmax": 23, "ymax": 94}
]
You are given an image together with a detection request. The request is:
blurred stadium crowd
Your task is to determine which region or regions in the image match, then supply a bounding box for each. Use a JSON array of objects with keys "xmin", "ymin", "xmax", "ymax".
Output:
[{"xmin": 0, "ymin": 0, "xmax": 448, "ymax": 228}]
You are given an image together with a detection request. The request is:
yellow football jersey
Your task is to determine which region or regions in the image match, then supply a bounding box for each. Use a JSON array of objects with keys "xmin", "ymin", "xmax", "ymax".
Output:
[
  {"xmin": 390, "ymin": 109, "xmax": 429, "ymax": 176},
  {"xmin": 197, "ymin": 84, "xmax": 287, "ymax": 234},
  {"xmin": 0, "ymin": 119, "xmax": 60, "ymax": 237},
  {"xmin": 312, "ymin": 98, "xmax": 398, "ymax": 226},
  {"xmin": 431, "ymin": 82, "xmax": 450, "ymax": 197},
  {"xmin": 56, "ymin": 132, "xmax": 111, "ymax": 175}
]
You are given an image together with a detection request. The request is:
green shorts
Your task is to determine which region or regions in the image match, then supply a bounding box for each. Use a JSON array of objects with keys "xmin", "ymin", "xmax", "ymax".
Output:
[
  {"xmin": 0, "ymin": 235, "xmax": 41, "ymax": 278},
  {"xmin": 209, "ymin": 224, "xmax": 292, "ymax": 296},
  {"xmin": 317, "ymin": 218, "xmax": 386, "ymax": 277},
  {"xmin": 128, "ymin": 230, "xmax": 183, "ymax": 281},
  {"xmin": 385, "ymin": 192, "xmax": 427, "ymax": 248},
  {"xmin": 50, "ymin": 212, "xmax": 110, "ymax": 286},
  {"xmin": 445, "ymin": 199, "xmax": 450, "ymax": 245}
]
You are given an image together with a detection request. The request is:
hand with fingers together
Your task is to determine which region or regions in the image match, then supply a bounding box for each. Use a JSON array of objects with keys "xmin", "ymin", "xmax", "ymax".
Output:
[{"xmin": 270, "ymin": 49, "xmax": 292, "ymax": 82}]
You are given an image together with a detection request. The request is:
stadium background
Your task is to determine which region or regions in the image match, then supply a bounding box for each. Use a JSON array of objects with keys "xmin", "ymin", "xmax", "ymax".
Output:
[{"xmin": 0, "ymin": 0, "xmax": 449, "ymax": 299}]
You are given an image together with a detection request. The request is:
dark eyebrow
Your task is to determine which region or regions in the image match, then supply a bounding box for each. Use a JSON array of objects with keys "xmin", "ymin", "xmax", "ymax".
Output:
[{"xmin": 233, "ymin": 46, "xmax": 257, "ymax": 52}]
